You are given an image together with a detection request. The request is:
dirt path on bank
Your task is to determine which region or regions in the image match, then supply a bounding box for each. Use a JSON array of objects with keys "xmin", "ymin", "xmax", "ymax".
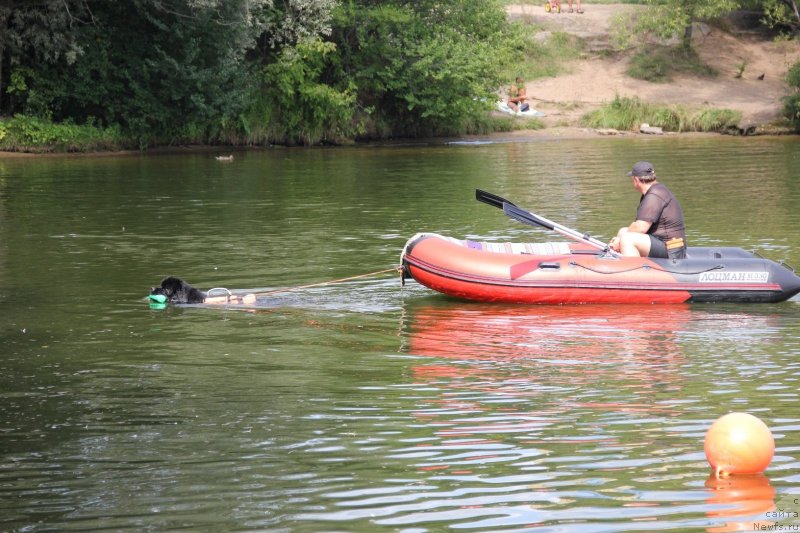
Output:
[{"xmin": 505, "ymin": 4, "xmax": 800, "ymax": 131}]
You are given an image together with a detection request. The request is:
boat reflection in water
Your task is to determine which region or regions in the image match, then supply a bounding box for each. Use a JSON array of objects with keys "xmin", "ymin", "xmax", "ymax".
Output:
[
  {"xmin": 398, "ymin": 302, "xmax": 700, "ymax": 463},
  {"xmin": 403, "ymin": 302, "xmax": 692, "ymax": 410},
  {"xmin": 393, "ymin": 301, "xmax": 785, "ymax": 529}
]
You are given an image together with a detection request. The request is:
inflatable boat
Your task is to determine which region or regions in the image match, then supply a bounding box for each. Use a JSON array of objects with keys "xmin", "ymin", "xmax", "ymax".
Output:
[{"xmin": 400, "ymin": 190, "xmax": 800, "ymax": 305}]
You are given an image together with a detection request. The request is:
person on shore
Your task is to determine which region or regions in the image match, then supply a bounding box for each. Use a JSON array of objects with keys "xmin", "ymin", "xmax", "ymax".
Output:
[
  {"xmin": 507, "ymin": 77, "xmax": 530, "ymax": 112},
  {"xmin": 609, "ymin": 161, "xmax": 687, "ymax": 259},
  {"xmin": 567, "ymin": 0, "xmax": 583, "ymax": 13}
]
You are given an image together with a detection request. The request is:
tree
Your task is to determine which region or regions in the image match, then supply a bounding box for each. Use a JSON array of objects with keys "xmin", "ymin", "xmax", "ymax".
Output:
[
  {"xmin": 1, "ymin": 0, "xmax": 341, "ymax": 145},
  {"xmin": 328, "ymin": 0, "xmax": 516, "ymax": 137},
  {"xmin": 635, "ymin": 0, "xmax": 742, "ymax": 51},
  {"xmin": 761, "ymin": 0, "xmax": 800, "ymax": 34},
  {"xmin": 783, "ymin": 61, "xmax": 800, "ymax": 130},
  {"xmin": 0, "ymin": 0, "xmax": 92, "ymax": 113}
]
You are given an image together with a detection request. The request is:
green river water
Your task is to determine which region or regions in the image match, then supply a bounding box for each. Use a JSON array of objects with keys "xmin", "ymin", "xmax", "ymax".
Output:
[{"xmin": 2, "ymin": 134, "xmax": 800, "ymax": 531}]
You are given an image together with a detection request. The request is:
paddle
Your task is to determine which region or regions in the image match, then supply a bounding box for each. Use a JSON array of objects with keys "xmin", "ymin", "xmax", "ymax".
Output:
[{"xmin": 475, "ymin": 189, "xmax": 619, "ymax": 257}]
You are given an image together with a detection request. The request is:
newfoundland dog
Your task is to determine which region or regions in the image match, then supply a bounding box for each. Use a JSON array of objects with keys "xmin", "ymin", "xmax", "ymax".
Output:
[{"xmin": 150, "ymin": 276, "xmax": 206, "ymax": 304}]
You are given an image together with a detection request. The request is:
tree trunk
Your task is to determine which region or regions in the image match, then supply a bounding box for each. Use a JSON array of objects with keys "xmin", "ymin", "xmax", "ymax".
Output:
[
  {"xmin": 0, "ymin": 12, "xmax": 5, "ymax": 115},
  {"xmin": 0, "ymin": 49, "xmax": 4, "ymax": 114},
  {"xmin": 682, "ymin": 23, "xmax": 693, "ymax": 51},
  {"xmin": 790, "ymin": 0, "xmax": 800, "ymax": 29}
]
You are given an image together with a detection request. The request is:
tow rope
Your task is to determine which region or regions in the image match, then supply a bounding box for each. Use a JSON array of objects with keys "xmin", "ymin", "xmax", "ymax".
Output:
[{"xmin": 149, "ymin": 266, "xmax": 402, "ymax": 309}]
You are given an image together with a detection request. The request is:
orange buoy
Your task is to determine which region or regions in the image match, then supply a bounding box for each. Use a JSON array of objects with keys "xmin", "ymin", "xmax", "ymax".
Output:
[{"xmin": 704, "ymin": 413, "xmax": 774, "ymax": 477}]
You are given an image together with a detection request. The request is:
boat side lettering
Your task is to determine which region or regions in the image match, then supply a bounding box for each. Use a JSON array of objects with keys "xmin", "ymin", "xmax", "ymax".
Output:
[{"xmin": 698, "ymin": 271, "xmax": 769, "ymax": 283}]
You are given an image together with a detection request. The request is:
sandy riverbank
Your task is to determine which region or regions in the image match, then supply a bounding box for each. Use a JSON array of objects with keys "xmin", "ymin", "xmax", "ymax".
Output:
[{"xmin": 504, "ymin": 3, "xmax": 800, "ymax": 132}]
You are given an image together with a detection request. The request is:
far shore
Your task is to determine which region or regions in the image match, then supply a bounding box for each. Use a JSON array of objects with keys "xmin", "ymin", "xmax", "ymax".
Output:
[{"xmin": 5, "ymin": 126, "xmax": 796, "ymax": 159}]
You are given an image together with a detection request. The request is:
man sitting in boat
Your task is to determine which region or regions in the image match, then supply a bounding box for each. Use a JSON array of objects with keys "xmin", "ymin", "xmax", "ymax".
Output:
[{"xmin": 609, "ymin": 161, "xmax": 687, "ymax": 259}]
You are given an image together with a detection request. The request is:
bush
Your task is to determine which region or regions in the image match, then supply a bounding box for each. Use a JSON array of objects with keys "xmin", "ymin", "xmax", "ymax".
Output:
[
  {"xmin": 516, "ymin": 31, "xmax": 584, "ymax": 81},
  {"xmin": 581, "ymin": 95, "xmax": 740, "ymax": 132},
  {"xmin": 328, "ymin": 1, "xmax": 520, "ymax": 139},
  {"xmin": 249, "ymin": 39, "xmax": 359, "ymax": 146},
  {"xmin": 628, "ymin": 45, "xmax": 717, "ymax": 83},
  {"xmin": 783, "ymin": 61, "xmax": 800, "ymax": 131},
  {"xmin": 0, "ymin": 115, "xmax": 124, "ymax": 153}
]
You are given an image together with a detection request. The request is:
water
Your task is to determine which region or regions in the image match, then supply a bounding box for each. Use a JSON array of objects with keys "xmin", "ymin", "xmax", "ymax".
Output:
[{"xmin": 1, "ymin": 135, "xmax": 800, "ymax": 531}]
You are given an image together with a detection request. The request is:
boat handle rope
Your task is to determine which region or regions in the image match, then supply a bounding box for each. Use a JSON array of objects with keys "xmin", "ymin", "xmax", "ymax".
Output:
[
  {"xmin": 570, "ymin": 262, "xmax": 726, "ymax": 276},
  {"xmin": 752, "ymin": 250, "xmax": 798, "ymax": 272},
  {"xmin": 207, "ymin": 287, "xmax": 233, "ymax": 297},
  {"xmin": 205, "ymin": 287, "xmax": 236, "ymax": 303},
  {"xmin": 781, "ymin": 260, "xmax": 798, "ymax": 273}
]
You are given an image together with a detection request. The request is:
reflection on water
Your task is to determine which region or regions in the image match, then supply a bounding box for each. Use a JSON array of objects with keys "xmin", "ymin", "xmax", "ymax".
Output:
[
  {"xmin": 279, "ymin": 299, "xmax": 798, "ymax": 531},
  {"xmin": 705, "ymin": 474, "xmax": 776, "ymax": 533},
  {"xmin": 307, "ymin": 300, "xmax": 787, "ymax": 530},
  {"xmin": 2, "ymin": 138, "xmax": 800, "ymax": 530},
  {"xmin": 405, "ymin": 303, "xmax": 690, "ymax": 419}
]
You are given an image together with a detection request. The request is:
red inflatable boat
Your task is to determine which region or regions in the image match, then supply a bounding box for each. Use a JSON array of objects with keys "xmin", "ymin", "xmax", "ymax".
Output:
[
  {"xmin": 401, "ymin": 190, "xmax": 800, "ymax": 304},
  {"xmin": 401, "ymin": 233, "xmax": 800, "ymax": 304}
]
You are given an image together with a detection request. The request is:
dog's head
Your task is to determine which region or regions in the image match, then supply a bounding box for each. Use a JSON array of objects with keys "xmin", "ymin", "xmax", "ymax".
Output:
[{"xmin": 150, "ymin": 277, "xmax": 206, "ymax": 304}]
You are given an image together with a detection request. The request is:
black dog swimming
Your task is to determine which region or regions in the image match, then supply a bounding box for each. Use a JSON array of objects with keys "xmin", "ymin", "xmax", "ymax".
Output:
[
  {"xmin": 150, "ymin": 276, "xmax": 206, "ymax": 304},
  {"xmin": 149, "ymin": 277, "xmax": 257, "ymax": 305}
]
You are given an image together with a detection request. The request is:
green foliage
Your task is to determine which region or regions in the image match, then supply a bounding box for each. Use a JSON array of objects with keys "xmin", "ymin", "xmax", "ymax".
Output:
[
  {"xmin": 636, "ymin": 0, "xmax": 742, "ymax": 50},
  {"xmin": 7, "ymin": 2, "xmax": 257, "ymax": 146},
  {"xmin": 628, "ymin": 44, "xmax": 717, "ymax": 82},
  {"xmin": 609, "ymin": 11, "xmax": 638, "ymax": 51},
  {"xmin": 628, "ymin": 52, "xmax": 669, "ymax": 82},
  {"xmin": 1, "ymin": 0, "xmax": 341, "ymax": 147},
  {"xmin": 483, "ymin": 115, "xmax": 545, "ymax": 133},
  {"xmin": 581, "ymin": 95, "xmax": 740, "ymax": 132},
  {"xmin": 787, "ymin": 60, "xmax": 800, "ymax": 88},
  {"xmin": 1, "ymin": 0, "xmax": 529, "ymax": 148},
  {"xmin": 691, "ymin": 107, "xmax": 743, "ymax": 130},
  {"xmin": 581, "ymin": 95, "xmax": 648, "ymax": 130},
  {"xmin": 761, "ymin": 0, "xmax": 800, "ymax": 34},
  {"xmin": 251, "ymin": 39, "xmax": 358, "ymax": 145},
  {"xmin": 329, "ymin": 0, "xmax": 518, "ymax": 138},
  {"xmin": 783, "ymin": 61, "xmax": 800, "ymax": 131},
  {"xmin": 516, "ymin": 31, "xmax": 585, "ymax": 81},
  {"xmin": 0, "ymin": 114, "xmax": 124, "ymax": 152},
  {"xmin": 735, "ymin": 60, "xmax": 748, "ymax": 79},
  {"xmin": 0, "ymin": 1, "xmax": 89, "ymax": 67},
  {"xmin": 7, "ymin": 67, "xmax": 34, "ymax": 94}
]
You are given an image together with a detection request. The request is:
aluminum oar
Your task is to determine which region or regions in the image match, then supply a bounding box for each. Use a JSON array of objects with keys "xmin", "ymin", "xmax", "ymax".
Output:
[{"xmin": 475, "ymin": 189, "xmax": 619, "ymax": 257}]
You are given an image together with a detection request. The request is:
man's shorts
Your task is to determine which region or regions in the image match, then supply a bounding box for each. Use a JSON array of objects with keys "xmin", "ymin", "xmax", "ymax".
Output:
[{"xmin": 648, "ymin": 235, "xmax": 686, "ymax": 259}]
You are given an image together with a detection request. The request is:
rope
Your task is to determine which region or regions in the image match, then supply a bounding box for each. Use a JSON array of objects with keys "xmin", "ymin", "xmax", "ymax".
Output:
[
  {"xmin": 242, "ymin": 266, "xmax": 402, "ymax": 297},
  {"xmin": 571, "ymin": 261, "xmax": 725, "ymax": 276}
]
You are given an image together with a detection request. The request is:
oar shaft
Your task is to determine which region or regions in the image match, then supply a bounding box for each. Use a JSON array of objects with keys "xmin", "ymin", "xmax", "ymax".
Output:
[
  {"xmin": 530, "ymin": 211, "xmax": 607, "ymax": 249},
  {"xmin": 499, "ymin": 200, "xmax": 621, "ymax": 258},
  {"xmin": 480, "ymin": 189, "xmax": 604, "ymax": 246}
]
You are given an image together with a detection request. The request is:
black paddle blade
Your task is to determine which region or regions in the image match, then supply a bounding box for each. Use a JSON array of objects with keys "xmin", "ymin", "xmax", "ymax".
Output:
[
  {"xmin": 476, "ymin": 189, "xmax": 516, "ymax": 209},
  {"xmin": 502, "ymin": 202, "xmax": 554, "ymax": 231}
]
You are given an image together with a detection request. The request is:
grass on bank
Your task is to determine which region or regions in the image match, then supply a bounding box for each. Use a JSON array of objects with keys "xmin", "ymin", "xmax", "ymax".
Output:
[
  {"xmin": 482, "ymin": 115, "xmax": 546, "ymax": 133},
  {"xmin": 627, "ymin": 44, "xmax": 718, "ymax": 82},
  {"xmin": 582, "ymin": 95, "xmax": 741, "ymax": 132},
  {"xmin": 499, "ymin": 25, "xmax": 585, "ymax": 84},
  {"xmin": 0, "ymin": 114, "xmax": 126, "ymax": 153},
  {"xmin": 0, "ymin": 112, "xmax": 545, "ymax": 153}
]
